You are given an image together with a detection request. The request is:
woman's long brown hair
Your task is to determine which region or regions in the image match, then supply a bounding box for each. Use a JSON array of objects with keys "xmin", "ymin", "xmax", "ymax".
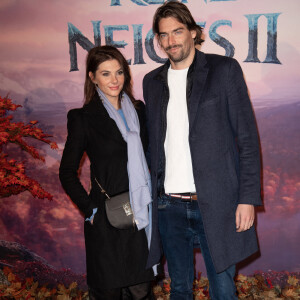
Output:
[{"xmin": 84, "ymin": 46, "xmax": 135, "ymax": 105}]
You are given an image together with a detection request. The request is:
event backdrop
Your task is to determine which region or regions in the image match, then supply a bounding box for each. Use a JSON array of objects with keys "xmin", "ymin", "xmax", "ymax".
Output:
[{"xmin": 0, "ymin": 0, "xmax": 299, "ymax": 276}]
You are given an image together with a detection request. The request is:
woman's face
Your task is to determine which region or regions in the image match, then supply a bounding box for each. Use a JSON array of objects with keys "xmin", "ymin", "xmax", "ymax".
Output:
[{"xmin": 90, "ymin": 59, "xmax": 125, "ymax": 106}]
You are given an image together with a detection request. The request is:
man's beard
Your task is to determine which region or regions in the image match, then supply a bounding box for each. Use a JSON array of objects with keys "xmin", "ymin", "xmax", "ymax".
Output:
[{"xmin": 165, "ymin": 44, "xmax": 191, "ymax": 63}]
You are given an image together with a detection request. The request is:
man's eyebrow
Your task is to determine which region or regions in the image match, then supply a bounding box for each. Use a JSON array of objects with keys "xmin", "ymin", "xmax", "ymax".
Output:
[
  {"xmin": 159, "ymin": 26, "xmax": 185, "ymax": 35},
  {"xmin": 173, "ymin": 27, "xmax": 185, "ymax": 32},
  {"xmin": 158, "ymin": 31, "xmax": 167, "ymax": 35}
]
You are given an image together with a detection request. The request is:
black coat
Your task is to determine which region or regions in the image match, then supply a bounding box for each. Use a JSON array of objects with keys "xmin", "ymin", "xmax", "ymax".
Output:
[
  {"xmin": 59, "ymin": 94, "xmax": 154, "ymax": 289},
  {"xmin": 143, "ymin": 50, "xmax": 262, "ymax": 273}
]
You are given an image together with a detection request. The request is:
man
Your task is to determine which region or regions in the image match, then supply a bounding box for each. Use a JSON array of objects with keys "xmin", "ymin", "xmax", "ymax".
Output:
[{"xmin": 143, "ymin": 1, "xmax": 262, "ymax": 299}]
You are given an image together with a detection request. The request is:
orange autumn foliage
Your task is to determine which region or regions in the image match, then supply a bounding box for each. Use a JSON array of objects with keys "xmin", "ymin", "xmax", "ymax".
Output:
[{"xmin": 0, "ymin": 96, "xmax": 58, "ymax": 200}]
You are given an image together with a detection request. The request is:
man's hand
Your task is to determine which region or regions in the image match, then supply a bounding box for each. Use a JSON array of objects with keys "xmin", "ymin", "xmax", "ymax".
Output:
[{"xmin": 235, "ymin": 204, "xmax": 255, "ymax": 232}]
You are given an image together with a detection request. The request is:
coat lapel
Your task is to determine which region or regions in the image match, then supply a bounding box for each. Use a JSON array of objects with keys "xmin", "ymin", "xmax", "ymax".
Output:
[
  {"xmin": 151, "ymin": 84, "xmax": 164, "ymax": 157},
  {"xmin": 152, "ymin": 64, "xmax": 169, "ymax": 151},
  {"xmin": 188, "ymin": 51, "xmax": 209, "ymax": 133},
  {"xmin": 84, "ymin": 93, "xmax": 126, "ymax": 142}
]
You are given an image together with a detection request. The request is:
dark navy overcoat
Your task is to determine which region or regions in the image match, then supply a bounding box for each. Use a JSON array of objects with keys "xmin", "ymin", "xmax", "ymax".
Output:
[{"xmin": 143, "ymin": 50, "xmax": 262, "ymax": 273}]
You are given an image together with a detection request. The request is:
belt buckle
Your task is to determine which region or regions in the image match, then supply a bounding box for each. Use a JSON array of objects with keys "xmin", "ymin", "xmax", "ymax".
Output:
[{"xmin": 180, "ymin": 193, "xmax": 193, "ymax": 202}]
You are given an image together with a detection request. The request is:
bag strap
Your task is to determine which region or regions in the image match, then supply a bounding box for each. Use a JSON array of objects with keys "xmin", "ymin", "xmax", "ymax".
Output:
[{"xmin": 94, "ymin": 177, "xmax": 111, "ymax": 199}]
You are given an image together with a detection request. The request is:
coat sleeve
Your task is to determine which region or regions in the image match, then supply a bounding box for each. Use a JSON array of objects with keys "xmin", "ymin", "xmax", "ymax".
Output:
[
  {"xmin": 59, "ymin": 109, "xmax": 94, "ymax": 217},
  {"xmin": 226, "ymin": 59, "xmax": 262, "ymax": 206}
]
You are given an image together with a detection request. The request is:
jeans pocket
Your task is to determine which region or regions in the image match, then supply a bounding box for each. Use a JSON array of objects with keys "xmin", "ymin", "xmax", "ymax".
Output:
[{"xmin": 157, "ymin": 197, "xmax": 170, "ymax": 210}]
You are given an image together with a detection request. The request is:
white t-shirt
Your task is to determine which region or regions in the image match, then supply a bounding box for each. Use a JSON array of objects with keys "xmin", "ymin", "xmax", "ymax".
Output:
[{"xmin": 164, "ymin": 67, "xmax": 196, "ymax": 193}]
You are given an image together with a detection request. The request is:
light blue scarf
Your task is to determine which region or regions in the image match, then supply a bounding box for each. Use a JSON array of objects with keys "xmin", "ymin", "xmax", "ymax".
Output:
[{"xmin": 96, "ymin": 87, "xmax": 153, "ymax": 247}]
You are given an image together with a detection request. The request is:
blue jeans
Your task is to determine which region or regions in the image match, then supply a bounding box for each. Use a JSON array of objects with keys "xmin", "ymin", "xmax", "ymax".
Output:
[{"xmin": 158, "ymin": 194, "xmax": 237, "ymax": 300}]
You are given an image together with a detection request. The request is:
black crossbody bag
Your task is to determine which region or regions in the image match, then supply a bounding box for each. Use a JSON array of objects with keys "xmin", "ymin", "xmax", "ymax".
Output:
[{"xmin": 94, "ymin": 177, "xmax": 135, "ymax": 229}]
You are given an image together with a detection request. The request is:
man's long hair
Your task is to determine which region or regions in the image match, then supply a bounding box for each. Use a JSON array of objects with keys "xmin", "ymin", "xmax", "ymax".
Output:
[{"xmin": 152, "ymin": 1, "xmax": 204, "ymax": 46}]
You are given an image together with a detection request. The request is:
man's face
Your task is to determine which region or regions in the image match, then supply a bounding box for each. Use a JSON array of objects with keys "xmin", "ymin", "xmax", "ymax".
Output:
[{"xmin": 158, "ymin": 17, "xmax": 196, "ymax": 65}]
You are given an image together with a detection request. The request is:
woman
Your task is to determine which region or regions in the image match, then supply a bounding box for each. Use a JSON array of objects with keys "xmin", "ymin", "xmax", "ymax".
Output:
[{"xmin": 59, "ymin": 46, "xmax": 154, "ymax": 299}]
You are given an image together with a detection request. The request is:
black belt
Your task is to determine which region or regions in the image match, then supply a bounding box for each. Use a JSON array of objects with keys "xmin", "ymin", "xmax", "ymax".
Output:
[{"xmin": 168, "ymin": 193, "xmax": 197, "ymax": 202}]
